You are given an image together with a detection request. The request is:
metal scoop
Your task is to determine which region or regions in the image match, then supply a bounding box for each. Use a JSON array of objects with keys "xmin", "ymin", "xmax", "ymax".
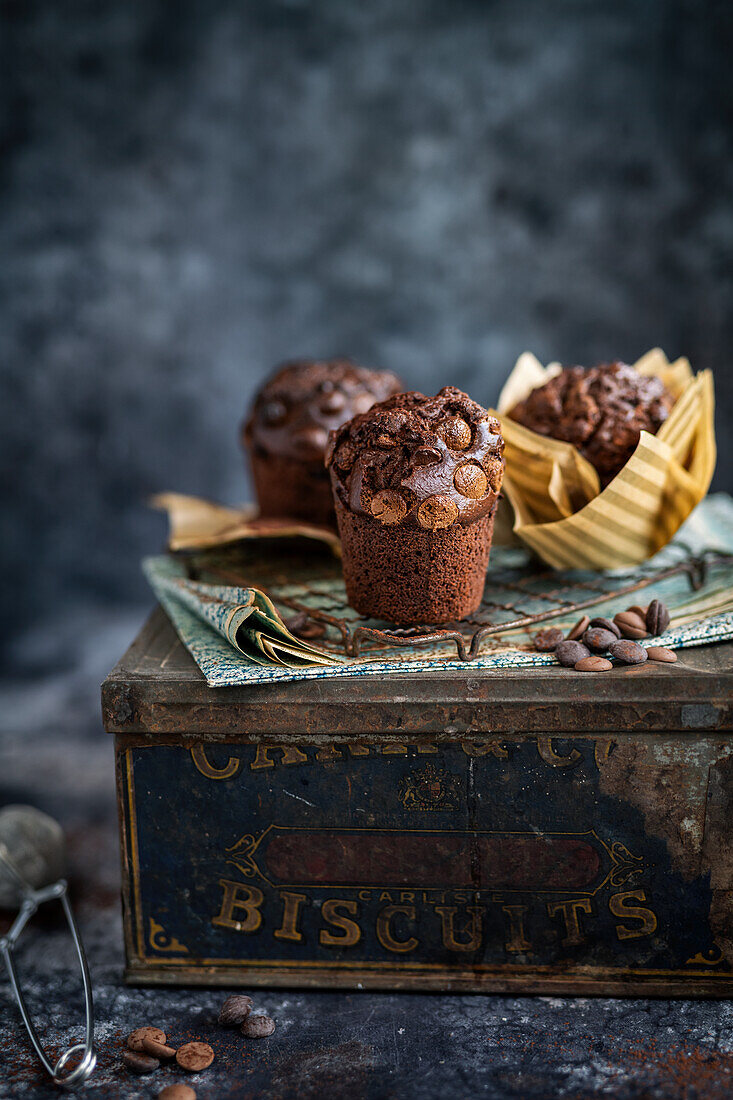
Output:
[{"xmin": 0, "ymin": 805, "xmax": 96, "ymax": 1088}]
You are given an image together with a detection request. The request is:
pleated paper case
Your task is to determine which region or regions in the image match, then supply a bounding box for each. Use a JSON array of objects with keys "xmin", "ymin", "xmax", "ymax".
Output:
[{"xmin": 491, "ymin": 349, "xmax": 716, "ymax": 570}]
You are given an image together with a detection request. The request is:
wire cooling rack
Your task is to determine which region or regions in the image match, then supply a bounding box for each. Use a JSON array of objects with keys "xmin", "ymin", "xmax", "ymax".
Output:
[{"xmin": 182, "ymin": 538, "xmax": 733, "ymax": 662}]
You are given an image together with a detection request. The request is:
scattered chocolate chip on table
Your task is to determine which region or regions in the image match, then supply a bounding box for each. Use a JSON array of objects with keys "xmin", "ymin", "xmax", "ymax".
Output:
[
  {"xmin": 628, "ymin": 604, "xmax": 648, "ymax": 619},
  {"xmin": 609, "ymin": 639, "xmax": 648, "ymax": 665},
  {"xmin": 176, "ymin": 1042, "xmax": 215, "ymax": 1074},
  {"xmin": 647, "ymin": 646, "xmax": 678, "ymax": 663},
  {"xmin": 614, "ymin": 610, "xmax": 649, "ymax": 639},
  {"xmin": 567, "ymin": 615, "xmax": 591, "ymax": 640},
  {"xmin": 584, "ymin": 627, "xmax": 617, "ymax": 653},
  {"xmin": 158, "ymin": 1086, "xmax": 197, "ymax": 1100},
  {"xmin": 646, "ymin": 599, "xmax": 671, "ymax": 635},
  {"xmin": 555, "ymin": 640, "xmax": 591, "ymax": 667},
  {"xmin": 575, "ymin": 656, "xmax": 614, "ymax": 672},
  {"xmin": 122, "ymin": 1050, "xmax": 160, "ymax": 1075},
  {"xmin": 127, "ymin": 1027, "xmax": 167, "ymax": 1052},
  {"xmin": 242, "ymin": 1015, "xmax": 277, "ymax": 1039},
  {"xmin": 589, "ymin": 617, "xmax": 621, "ymax": 638},
  {"xmin": 219, "ymin": 994, "xmax": 254, "ymax": 1027},
  {"xmin": 143, "ymin": 1037, "xmax": 178, "ymax": 1060}
]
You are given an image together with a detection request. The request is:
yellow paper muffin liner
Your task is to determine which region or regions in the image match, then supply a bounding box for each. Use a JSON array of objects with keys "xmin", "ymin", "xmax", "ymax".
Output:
[{"xmin": 490, "ymin": 348, "xmax": 716, "ymax": 570}]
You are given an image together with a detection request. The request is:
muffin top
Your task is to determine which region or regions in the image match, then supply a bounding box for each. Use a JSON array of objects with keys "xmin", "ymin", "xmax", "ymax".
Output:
[
  {"xmin": 244, "ymin": 358, "xmax": 403, "ymax": 462},
  {"xmin": 508, "ymin": 362, "xmax": 674, "ymax": 484},
  {"xmin": 326, "ymin": 386, "xmax": 504, "ymax": 530}
]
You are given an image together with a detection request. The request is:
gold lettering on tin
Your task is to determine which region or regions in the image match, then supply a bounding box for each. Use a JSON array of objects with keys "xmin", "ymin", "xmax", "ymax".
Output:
[
  {"xmin": 433, "ymin": 906, "xmax": 484, "ymax": 951},
  {"xmin": 319, "ymin": 900, "xmax": 362, "ymax": 947},
  {"xmin": 212, "ymin": 879, "xmax": 264, "ymax": 933},
  {"xmin": 594, "ymin": 739, "xmax": 614, "ymax": 769},
  {"xmin": 315, "ymin": 744, "xmax": 343, "ymax": 762},
  {"xmin": 461, "ymin": 740, "xmax": 509, "ymax": 758},
  {"xmin": 536, "ymin": 738, "xmax": 582, "ymax": 768},
  {"xmin": 546, "ymin": 898, "xmax": 593, "ymax": 946},
  {"xmin": 609, "ymin": 889, "xmax": 658, "ymax": 940},
  {"xmin": 190, "ymin": 745, "xmax": 241, "ymax": 779},
  {"xmin": 501, "ymin": 904, "xmax": 532, "ymax": 953},
  {"xmin": 250, "ymin": 744, "xmax": 309, "ymax": 770},
  {"xmin": 274, "ymin": 892, "xmax": 308, "ymax": 942},
  {"xmin": 376, "ymin": 905, "xmax": 418, "ymax": 953}
]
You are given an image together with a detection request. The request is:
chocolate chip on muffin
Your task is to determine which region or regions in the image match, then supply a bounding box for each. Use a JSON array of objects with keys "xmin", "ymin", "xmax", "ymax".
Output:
[
  {"xmin": 508, "ymin": 362, "xmax": 674, "ymax": 485},
  {"xmin": 326, "ymin": 386, "xmax": 505, "ymax": 624},
  {"xmin": 243, "ymin": 358, "xmax": 402, "ymax": 527}
]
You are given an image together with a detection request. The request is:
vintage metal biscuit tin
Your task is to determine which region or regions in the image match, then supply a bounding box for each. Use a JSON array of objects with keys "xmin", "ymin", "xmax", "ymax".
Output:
[{"xmin": 103, "ymin": 608, "xmax": 733, "ymax": 995}]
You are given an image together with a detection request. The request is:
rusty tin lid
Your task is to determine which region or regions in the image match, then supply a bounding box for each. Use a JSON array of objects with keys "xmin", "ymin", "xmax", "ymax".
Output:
[{"xmin": 101, "ymin": 607, "xmax": 733, "ymax": 738}]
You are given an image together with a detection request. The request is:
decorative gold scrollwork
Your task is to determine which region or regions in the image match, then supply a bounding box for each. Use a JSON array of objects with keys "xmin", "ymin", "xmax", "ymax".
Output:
[
  {"xmin": 685, "ymin": 945, "xmax": 726, "ymax": 967},
  {"xmin": 149, "ymin": 917, "xmax": 189, "ymax": 954},
  {"xmin": 608, "ymin": 841, "xmax": 644, "ymax": 886},
  {"xmin": 225, "ymin": 834, "xmax": 259, "ymax": 878}
]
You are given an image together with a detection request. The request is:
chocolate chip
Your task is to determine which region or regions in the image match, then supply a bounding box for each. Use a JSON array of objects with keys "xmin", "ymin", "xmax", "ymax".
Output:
[
  {"xmin": 439, "ymin": 417, "xmax": 472, "ymax": 450},
  {"xmin": 647, "ymin": 646, "xmax": 678, "ymax": 663},
  {"xmin": 613, "ymin": 610, "xmax": 649, "ymax": 639},
  {"xmin": 484, "ymin": 456, "xmax": 504, "ymax": 493},
  {"xmin": 319, "ymin": 391, "xmax": 346, "ymax": 415},
  {"xmin": 261, "ymin": 399, "xmax": 287, "ymax": 426},
  {"xmin": 218, "ymin": 994, "xmax": 254, "ymax": 1027},
  {"xmin": 412, "ymin": 446, "xmax": 442, "ymax": 467},
  {"xmin": 533, "ymin": 627, "xmax": 565, "ymax": 652},
  {"xmin": 158, "ymin": 1087, "xmax": 197, "ymax": 1100},
  {"xmin": 128, "ymin": 1027, "xmax": 167, "ymax": 1052},
  {"xmin": 646, "ymin": 599, "xmax": 671, "ymax": 636},
  {"xmin": 123, "ymin": 1050, "xmax": 160, "ymax": 1075},
  {"xmin": 555, "ymin": 640, "xmax": 591, "ymax": 667},
  {"xmin": 370, "ymin": 488, "xmax": 407, "ymax": 526},
  {"xmin": 609, "ymin": 639, "xmax": 648, "ymax": 665},
  {"xmin": 142, "ymin": 1037, "xmax": 177, "ymax": 1060},
  {"xmin": 454, "ymin": 463, "xmax": 488, "ymax": 500},
  {"xmin": 417, "ymin": 494, "xmax": 459, "ymax": 530},
  {"xmin": 567, "ymin": 615, "xmax": 591, "ymax": 641},
  {"xmin": 242, "ymin": 1014, "xmax": 276, "ymax": 1039},
  {"xmin": 334, "ymin": 441, "xmax": 357, "ymax": 470},
  {"xmin": 575, "ymin": 656, "xmax": 613, "ymax": 672},
  {"xmin": 589, "ymin": 617, "xmax": 621, "ymax": 638},
  {"xmin": 583, "ymin": 627, "xmax": 617, "ymax": 653},
  {"xmin": 175, "ymin": 1042, "xmax": 214, "ymax": 1074}
]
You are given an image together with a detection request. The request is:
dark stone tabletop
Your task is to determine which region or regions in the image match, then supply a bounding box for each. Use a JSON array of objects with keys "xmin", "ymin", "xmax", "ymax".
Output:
[{"xmin": 1, "ymin": 609, "xmax": 732, "ymax": 1100}]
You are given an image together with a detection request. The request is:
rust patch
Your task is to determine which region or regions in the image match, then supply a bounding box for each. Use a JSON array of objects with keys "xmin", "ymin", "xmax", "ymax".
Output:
[
  {"xmin": 702, "ymin": 755, "xmax": 733, "ymax": 963},
  {"xmin": 597, "ymin": 737, "xmax": 728, "ymax": 882}
]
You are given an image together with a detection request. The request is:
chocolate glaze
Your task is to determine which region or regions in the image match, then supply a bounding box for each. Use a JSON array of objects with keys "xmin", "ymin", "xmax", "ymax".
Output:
[
  {"xmin": 326, "ymin": 386, "xmax": 505, "ymax": 531},
  {"xmin": 244, "ymin": 358, "xmax": 403, "ymax": 463},
  {"xmin": 508, "ymin": 362, "xmax": 674, "ymax": 485}
]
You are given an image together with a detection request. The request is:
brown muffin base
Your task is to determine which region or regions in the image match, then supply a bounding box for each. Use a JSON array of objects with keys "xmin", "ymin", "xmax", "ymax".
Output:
[
  {"xmin": 335, "ymin": 502, "xmax": 495, "ymax": 624},
  {"xmin": 248, "ymin": 448, "xmax": 336, "ymax": 528}
]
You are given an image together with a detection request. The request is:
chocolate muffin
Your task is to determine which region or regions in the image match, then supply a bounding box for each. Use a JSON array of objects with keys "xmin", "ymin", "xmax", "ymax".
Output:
[
  {"xmin": 243, "ymin": 358, "xmax": 402, "ymax": 526},
  {"xmin": 326, "ymin": 386, "xmax": 505, "ymax": 624},
  {"xmin": 508, "ymin": 362, "xmax": 674, "ymax": 485}
]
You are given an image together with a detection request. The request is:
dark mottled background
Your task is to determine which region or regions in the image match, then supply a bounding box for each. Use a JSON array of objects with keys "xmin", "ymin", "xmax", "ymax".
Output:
[
  {"xmin": 1, "ymin": 0, "xmax": 732, "ymax": 664},
  {"xmin": 1, "ymin": 7, "xmax": 733, "ymax": 1096}
]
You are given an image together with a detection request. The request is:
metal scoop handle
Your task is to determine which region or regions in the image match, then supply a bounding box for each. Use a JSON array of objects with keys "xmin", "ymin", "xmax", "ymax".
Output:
[{"xmin": 0, "ymin": 842, "xmax": 96, "ymax": 1089}]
